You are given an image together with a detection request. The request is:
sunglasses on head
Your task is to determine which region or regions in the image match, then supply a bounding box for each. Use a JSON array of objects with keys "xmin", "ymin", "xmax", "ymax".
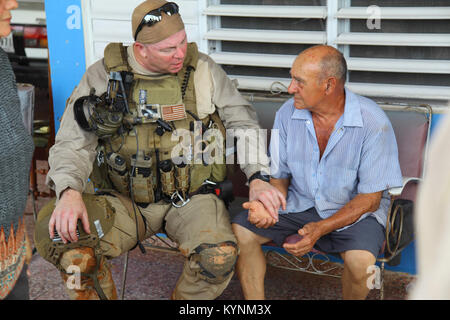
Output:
[{"xmin": 134, "ymin": 2, "xmax": 180, "ymax": 40}]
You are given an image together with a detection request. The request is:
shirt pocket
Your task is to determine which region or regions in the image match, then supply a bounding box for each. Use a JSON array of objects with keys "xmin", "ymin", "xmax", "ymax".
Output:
[
  {"xmin": 322, "ymin": 166, "xmax": 358, "ymax": 204},
  {"xmin": 288, "ymin": 161, "xmax": 309, "ymax": 195}
]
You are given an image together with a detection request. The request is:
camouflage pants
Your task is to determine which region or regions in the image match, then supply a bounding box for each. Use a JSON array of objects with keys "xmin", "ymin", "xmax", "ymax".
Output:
[{"xmin": 38, "ymin": 193, "xmax": 238, "ymax": 300}]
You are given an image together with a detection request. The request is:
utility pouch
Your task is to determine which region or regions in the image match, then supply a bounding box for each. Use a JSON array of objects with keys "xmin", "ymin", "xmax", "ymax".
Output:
[
  {"xmin": 90, "ymin": 147, "xmax": 113, "ymax": 190},
  {"xmin": 106, "ymin": 152, "xmax": 129, "ymax": 196},
  {"xmin": 131, "ymin": 152, "xmax": 155, "ymax": 204}
]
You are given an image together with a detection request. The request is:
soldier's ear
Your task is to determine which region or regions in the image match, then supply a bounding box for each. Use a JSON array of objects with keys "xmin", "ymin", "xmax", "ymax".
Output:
[{"xmin": 134, "ymin": 42, "xmax": 147, "ymax": 59}]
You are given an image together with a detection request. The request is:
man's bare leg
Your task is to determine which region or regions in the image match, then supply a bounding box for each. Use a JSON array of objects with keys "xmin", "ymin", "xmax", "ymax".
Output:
[
  {"xmin": 232, "ymin": 223, "xmax": 271, "ymax": 300},
  {"xmin": 340, "ymin": 250, "xmax": 376, "ymax": 300}
]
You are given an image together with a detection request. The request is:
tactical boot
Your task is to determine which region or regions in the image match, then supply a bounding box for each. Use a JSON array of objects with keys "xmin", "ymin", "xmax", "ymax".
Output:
[{"xmin": 59, "ymin": 247, "xmax": 117, "ymax": 300}]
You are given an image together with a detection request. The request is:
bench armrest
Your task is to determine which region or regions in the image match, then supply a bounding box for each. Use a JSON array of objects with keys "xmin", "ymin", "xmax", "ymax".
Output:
[{"xmin": 388, "ymin": 176, "xmax": 422, "ymax": 197}]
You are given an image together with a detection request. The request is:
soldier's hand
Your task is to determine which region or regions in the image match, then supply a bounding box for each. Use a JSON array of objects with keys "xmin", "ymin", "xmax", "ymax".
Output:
[
  {"xmin": 249, "ymin": 179, "xmax": 286, "ymax": 222},
  {"xmin": 48, "ymin": 188, "xmax": 90, "ymax": 243}
]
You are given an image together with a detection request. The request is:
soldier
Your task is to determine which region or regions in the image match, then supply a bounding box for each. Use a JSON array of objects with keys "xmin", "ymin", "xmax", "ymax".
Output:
[{"xmin": 34, "ymin": 0, "xmax": 284, "ymax": 300}]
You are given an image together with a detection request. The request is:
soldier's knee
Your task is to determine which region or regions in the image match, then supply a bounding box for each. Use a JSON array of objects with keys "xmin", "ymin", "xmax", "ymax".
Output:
[
  {"xmin": 191, "ymin": 241, "xmax": 238, "ymax": 284},
  {"xmin": 60, "ymin": 247, "xmax": 97, "ymax": 273}
]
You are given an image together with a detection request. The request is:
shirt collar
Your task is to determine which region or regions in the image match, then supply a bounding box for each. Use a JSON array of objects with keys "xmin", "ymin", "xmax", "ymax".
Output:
[
  {"xmin": 342, "ymin": 87, "xmax": 363, "ymax": 127},
  {"xmin": 127, "ymin": 45, "xmax": 161, "ymax": 76},
  {"xmin": 290, "ymin": 88, "xmax": 363, "ymax": 128}
]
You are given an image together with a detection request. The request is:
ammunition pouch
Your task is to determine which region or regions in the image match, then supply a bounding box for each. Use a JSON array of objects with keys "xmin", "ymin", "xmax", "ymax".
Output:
[
  {"xmin": 130, "ymin": 153, "xmax": 156, "ymax": 204},
  {"xmin": 159, "ymin": 159, "xmax": 176, "ymax": 197},
  {"xmin": 106, "ymin": 152, "xmax": 129, "ymax": 196}
]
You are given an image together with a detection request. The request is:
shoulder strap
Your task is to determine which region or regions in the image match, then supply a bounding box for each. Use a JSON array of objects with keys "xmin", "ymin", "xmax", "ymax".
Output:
[
  {"xmin": 183, "ymin": 42, "xmax": 199, "ymax": 70},
  {"xmin": 104, "ymin": 43, "xmax": 130, "ymax": 73}
]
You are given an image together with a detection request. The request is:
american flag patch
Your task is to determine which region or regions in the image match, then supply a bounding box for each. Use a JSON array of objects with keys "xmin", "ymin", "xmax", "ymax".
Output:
[{"xmin": 161, "ymin": 104, "xmax": 187, "ymax": 121}]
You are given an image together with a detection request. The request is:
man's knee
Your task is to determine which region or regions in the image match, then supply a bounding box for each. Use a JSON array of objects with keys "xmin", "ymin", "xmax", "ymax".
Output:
[
  {"xmin": 342, "ymin": 250, "xmax": 376, "ymax": 282},
  {"xmin": 190, "ymin": 241, "xmax": 238, "ymax": 284},
  {"xmin": 232, "ymin": 223, "xmax": 271, "ymax": 248}
]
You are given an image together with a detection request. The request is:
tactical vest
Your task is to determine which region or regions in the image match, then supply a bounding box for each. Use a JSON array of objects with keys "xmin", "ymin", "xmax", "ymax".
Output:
[{"xmin": 92, "ymin": 42, "xmax": 227, "ymax": 205}]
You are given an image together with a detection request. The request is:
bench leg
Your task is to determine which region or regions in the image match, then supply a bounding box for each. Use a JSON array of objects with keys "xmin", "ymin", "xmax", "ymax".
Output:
[
  {"xmin": 120, "ymin": 251, "xmax": 129, "ymax": 300},
  {"xmin": 380, "ymin": 261, "xmax": 385, "ymax": 300}
]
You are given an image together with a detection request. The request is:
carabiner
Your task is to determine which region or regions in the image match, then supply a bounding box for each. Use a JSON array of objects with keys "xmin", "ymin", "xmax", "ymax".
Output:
[{"xmin": 171, "ymin": 190, "xmax": 190, "ymax": 208}]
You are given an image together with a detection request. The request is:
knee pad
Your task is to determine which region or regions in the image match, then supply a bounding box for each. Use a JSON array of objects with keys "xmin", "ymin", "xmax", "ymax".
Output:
[
  {"xmin": 60, "ymin": 247, "xmax": 97, "ymax": 273},
  {"xmin": 59, "ymin": 247, "xmax": 116, "ymax": 300},
  {"xmin": 191, "ymin": 241, "xmax": 238, "ymax": 284}
]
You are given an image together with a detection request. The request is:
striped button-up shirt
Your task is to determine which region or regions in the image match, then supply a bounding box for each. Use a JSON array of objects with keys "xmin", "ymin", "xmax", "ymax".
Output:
[{"xmin": 269, "ymin": 88, "xmax": 403, "ymax": 230}]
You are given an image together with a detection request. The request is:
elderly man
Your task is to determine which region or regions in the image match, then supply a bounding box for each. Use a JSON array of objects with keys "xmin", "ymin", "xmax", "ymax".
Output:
[
  {"xmin": 232, "ymin": 45, "xmax": 403, "ymax": 300},
  {"xmin": 34, "ymin": 0, "xmax": 282, "ymax": 300}
]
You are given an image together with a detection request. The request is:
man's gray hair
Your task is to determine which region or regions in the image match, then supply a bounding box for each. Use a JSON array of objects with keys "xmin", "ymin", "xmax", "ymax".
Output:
[{"xmin": 318, "ymin": 51, "xmax": 347, "ymax": 83}]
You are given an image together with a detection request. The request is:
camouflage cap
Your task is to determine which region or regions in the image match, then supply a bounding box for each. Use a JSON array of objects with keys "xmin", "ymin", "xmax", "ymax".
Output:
[{"xmin": 131, "ymin": 0, "xmax": 184, "ymax": 44}]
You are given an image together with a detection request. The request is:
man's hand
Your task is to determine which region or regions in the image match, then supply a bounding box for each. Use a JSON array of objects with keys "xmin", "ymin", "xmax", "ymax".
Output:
[
  {"xmin": 48, "ymin": 189, "xmax": 91, "ymax": 243},
  {"xmin": 249, "ymin": 179, "xmax": 286, "ymax": 221},
  {"xmin": 282, "ymin": 222, "xmax": 323, "ymax": 257},
  {"xmin": 243, "ymin": 200, "xmax": 277, "ymax": 229}
]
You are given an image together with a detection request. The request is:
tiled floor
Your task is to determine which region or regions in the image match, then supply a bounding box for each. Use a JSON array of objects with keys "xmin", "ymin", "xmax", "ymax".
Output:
[{"xmin": 23, "ymin": 160, "xmax": 416, "ymax": 300}]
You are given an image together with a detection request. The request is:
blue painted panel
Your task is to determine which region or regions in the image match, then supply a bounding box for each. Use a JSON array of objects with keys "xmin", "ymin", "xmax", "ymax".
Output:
[
  {"xmin": 45, "ymin": 0, "xmax": 86, "ymax": 132},
  {"xmin": 430, "ymin": 113, "xmax": 446, "ymax": 135}
]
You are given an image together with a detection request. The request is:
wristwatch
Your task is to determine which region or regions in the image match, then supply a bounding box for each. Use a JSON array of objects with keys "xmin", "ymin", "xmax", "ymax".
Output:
[{"xmin": 248, "ymin": 171, "xmax": 270, "ymax": 184}]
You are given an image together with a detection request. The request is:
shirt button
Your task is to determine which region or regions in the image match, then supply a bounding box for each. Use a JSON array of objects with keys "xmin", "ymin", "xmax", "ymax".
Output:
[{"xmin": 306, "ymin": 120, "xmax": 311, "ymax": 124}]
